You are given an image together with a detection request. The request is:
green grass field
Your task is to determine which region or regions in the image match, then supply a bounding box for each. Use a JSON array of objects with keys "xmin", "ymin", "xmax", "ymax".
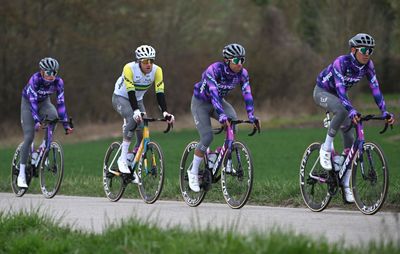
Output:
[{"xmin": 1, "ymin": 124, "xmax": 399, "ymax": 210}]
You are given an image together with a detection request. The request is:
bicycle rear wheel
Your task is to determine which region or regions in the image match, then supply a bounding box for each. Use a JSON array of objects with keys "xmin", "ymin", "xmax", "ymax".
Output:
[
  {"xmin": 221, "ymin": 141, "xmax": 253, "ymax": 209},
  {"xmin": 299, "ymin": 142, "xmax": 332, "ymax": 212},
  {"xmin": 351, "ymin": 142, "xmax": 389, "ymax": 215},
  {"xmin": 11, "ymin": 142, "xmax": 32, "ymax": 197},
  {"xmin": 39, "ymin": 141, "xmax": 64, "ymax": 199},
  {"xmin": 138, "ymin": 141, "xmax": 165, "ymax": 204},
  {"xmin": 103, "ymin": 142, "xmax": 126, "ymax": 202},
  {"xmin": 179, "ymin": 141, "xmax": 206, "ymax": 207}
]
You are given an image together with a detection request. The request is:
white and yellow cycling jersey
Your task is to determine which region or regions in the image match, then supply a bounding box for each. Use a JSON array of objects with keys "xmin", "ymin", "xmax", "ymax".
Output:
[{"xmin": 113, "ymin": 61, "xmax": 164, "ymax": 100}]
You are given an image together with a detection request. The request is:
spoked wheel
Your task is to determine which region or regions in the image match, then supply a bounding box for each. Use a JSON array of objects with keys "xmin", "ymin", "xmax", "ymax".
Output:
[
  {"xmin": 221, "ymin": 141, "xmax": 253, "ymax": 209},
  {"xmin": 39, "ymin": 141, "xmax": 64, "ymax": 199},
  {"xmin": 103, "ymin": 142, "xmax": 126, "ymax": 202},
  {"xmin": 138, "ymin": 141, "xmax": 165, "ymax": 204},
  {"xmin": 11, "ymin": 142, "xmax": 32, "ymax": 197},
  {"xmin": 179, "ymin": 141, "xmax": 206, "ymax": 207},
  {"xmin": 299, "ymin": 142, "xmax": 332, "ymax": 212},
  {"xmin": 351, "ymin": 142, "xmax": 389, "ymax": 215}
]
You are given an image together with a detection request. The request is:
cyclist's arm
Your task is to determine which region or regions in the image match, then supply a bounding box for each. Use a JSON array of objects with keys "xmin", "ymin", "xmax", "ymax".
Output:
[
  {"xmin": 332, "ymin": 59, "xmax": 355, "ymax": 114},
  {"xmin": 206, "ymin": 68, "xmax": 225, "ymax": 117},
  {"xmin": 123, "ymin": 64, "xmax": 139, "ymax": 111},
  {"xmin": 55, "ymin": 79, "xmax": 69, "ymax": 128},
  {"xmin": 366, "ymin": 61, "xmax": 387, "ymax": 113},
  {"xmin": 154, "ymin": 66, "xmax": 168, "ymax": 112},
  {"xmin": 26, "ymin": 76, "xmax": 41, "ymax": 124},
  {"xmin": 240, "ymin": 70, "xmax": 255, "ymax": 120}
]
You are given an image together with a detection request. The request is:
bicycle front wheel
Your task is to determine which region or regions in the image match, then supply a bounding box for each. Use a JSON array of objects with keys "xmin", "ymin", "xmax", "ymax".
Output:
[
  {"xmin": 352, "ymin": 142, "xmax": 389, "ymax": 215},
  {"xmin": 179, "ymin": 141, "xmax": 206, "ymax": 207},
  {"xmin": 138, "ymin": 141, "xmax": 165, "ymax": 204},
  {"xmin": 103, "ymin": 142, "xmax": 126, "ymax": 202},
  {"xmin": 299, "ymin": 142, "xmax": 332, "ymax": 212},
  {"xmin": 39, "ymin": 141, "xmax": 64, "ymax": 199},
  {"xmin": 11, "ymin": 142, "xmax": 31, "ymax": 197},
  {"xmin": 221, "ymin": 141, "xmax": 253, "ymax": 209}
]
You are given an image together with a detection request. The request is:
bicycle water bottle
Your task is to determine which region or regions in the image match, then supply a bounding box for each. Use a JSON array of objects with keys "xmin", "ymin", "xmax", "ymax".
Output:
[
  {"xmin": 31, "ymin": 151, "xmax": 39, "ymax": 165},
  {"xmin": 333, "ymin": 155, "xmax": 345, "ymax": 172},
  {"xmin": 127, "ymin": 152, "xmax": 135, "ymax": 163},
  {"xmin": 206, "ymin": 148, "xmax": 218, "ymax": 169}
]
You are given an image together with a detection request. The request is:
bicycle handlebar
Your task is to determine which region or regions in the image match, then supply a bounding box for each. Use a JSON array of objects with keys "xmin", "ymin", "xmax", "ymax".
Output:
[
  {"xmin": 142, "ymin": 117, "xmax": 173, "ymax": 133},
  {"xmin": 339, "ymin": 113, "xmax": 393, "ymax": 134},
  {"xmin": 41, "ymin": 116, "xmax": 74, "ymax": 135},
  {"xmin": 213, "ymin": 119, "xmax": 261, "ymax": 136}
]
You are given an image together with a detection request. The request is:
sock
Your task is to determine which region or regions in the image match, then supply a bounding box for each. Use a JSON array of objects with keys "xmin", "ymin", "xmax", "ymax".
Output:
[
  {"xmin": 190, "ymin": 155, "xmax": 203, "ymax": 175},
  {"xmin": 342, "ymin": 169, "xmax": 352, "ymax": 188},
  {"xmin": 120, "ymin": 141, "xmax": 130, "ymax": 162},
  {"xmin": 322, "ymin": 135, "xmax": 334, "ymax": 151},
  {"xmin": 19, "ymin": 164, "xmax": 26, "ymax": 177}
]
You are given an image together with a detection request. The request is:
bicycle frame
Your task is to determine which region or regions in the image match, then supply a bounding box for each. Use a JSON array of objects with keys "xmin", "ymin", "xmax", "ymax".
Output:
[{"xmin": 106, "ymin": 118, "xmax": 171, "ymax": 177}]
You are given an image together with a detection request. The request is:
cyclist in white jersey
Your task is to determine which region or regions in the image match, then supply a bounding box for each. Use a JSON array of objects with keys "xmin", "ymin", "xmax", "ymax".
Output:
[{"xmin": 112, "ymin": 45, "xmax": 174, "ymax": 178}]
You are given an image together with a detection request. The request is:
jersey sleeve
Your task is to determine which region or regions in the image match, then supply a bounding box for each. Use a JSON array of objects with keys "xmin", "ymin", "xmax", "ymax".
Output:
[
  {"xmin": 154, "ymin": 66, "xmax": 165, "ymax": 93},
  {"xmin": 123, "ymin": 64, "xmax": 135, "ymax": 92},
  {"xmin": 206, "ymin": 66, "xmax": 225, "ymax": 117},
  {"xmin": 240, "ymin": 69, "xmax": 255, "ymax": 119},
  {"xmin": 366, "ymin": 60, "xmax": 386, "ymax": 113},
  {"xmin": 56, "ymin": 79, "xmax": 69, "ymax": 127},
  {"xmin": 26, "ymin": 75, "xmax": 41, "ymax": 124},
  {"xmin": 332, "ymin": 58, "xmax": 355, "ymax": 113}
]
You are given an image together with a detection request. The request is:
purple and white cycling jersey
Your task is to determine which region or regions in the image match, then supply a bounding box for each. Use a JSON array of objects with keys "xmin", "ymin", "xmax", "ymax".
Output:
[
  {"xmin": 22, "ymin": 72, "xmax": 68, "ymax": 126},
  {"xmin": 316, "ymin": 53, "xmax": 387, "ymax": 115},
  {"xmin": 193, "ymin": 62, "xmax": 255, "ymax": 121}
]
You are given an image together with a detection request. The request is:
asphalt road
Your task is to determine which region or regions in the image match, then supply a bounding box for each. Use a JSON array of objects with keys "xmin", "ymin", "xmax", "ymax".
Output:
[{"xmin": 0, "ymin": 193, "xmax": 399, "ymax": 247}]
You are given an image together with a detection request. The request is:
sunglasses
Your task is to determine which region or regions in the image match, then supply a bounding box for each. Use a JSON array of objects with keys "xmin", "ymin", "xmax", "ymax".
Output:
[
  {"xmin": 230, "ymin": 57, "xmax": 245, "ymax": 65},
  {"xmin": 140, "ymin": 59, "xmax": 155, "ymax": 64},
  {"xmin": 356, "ymin": 47, "xmax": 374, "ymax": 56},
  {"xmin": 44, "ymin": 70, "xmax": 57, "ymax": 76}
]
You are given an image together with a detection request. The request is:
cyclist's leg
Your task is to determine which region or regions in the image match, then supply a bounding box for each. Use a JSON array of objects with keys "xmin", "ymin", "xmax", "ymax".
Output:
[
  {"xmin": 19, "ymin": 98, "xmax": 35, "ymax": 187},
  {"xmin": 189, "ymin": 96, "xmax": 213, "ymax": 192},
  {"xmin": 313, "ymin": 85, "xmax": 347, "ymax": 169},
  {"xmin": 40, "ymin": 97, "xmax": 58, "ymax": 144},
  {"xmin": 133, "ymin": 100, "xmax": 146, "ymax": 152},
  {"xmin": 112, "ymin": 94, "xmax": 137, "ymax": 173}
]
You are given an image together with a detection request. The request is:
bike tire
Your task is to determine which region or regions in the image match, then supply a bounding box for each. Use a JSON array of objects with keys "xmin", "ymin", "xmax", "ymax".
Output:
[
  {"xmin": 299, "ymin": 142, "xmax": 332, "ymax": 212},
  {"xmin": 179, "ymin": 141, "xmax": 206, "ymax": 207},
  {"xmin": 221, "ymin": 141, "xmax": 253, "ymax": 209},
  {"xmin": 39, "ymin": 141, "xmax": 64, "ymax": 199},
  {"xmin": 103, "ymin": 141, "xmax": 126, "ymax": 202},
  {"xmin": 351, "ymin": 142, "xmax": 389, "ymax": 215},
  {"xmin": 11, "ymin": 142, "xmax": 31, "ymax": 197},
  {"xmin": 138, "ymin": 141, "xmax": 165, "ymax": 204}
]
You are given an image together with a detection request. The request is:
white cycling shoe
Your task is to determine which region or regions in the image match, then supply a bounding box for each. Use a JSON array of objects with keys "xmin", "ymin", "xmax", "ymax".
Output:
[
  {"xmin": 343, "ymin": 187, "xmax": 355, "ymax": 203},
  {"xmin": 17, "ymin": 174, "xmax": 28, "ymax": 188},
  {"xmin": 187, "ymin": 170, "xmax": 200, "ymax": 192},
  {"xmin": 117, "ymin": 158, "xmax": 131, "ymax": 174},
  {"xmin": 319, "ymin": 146, "xmax": 332, "ymax": 170}
]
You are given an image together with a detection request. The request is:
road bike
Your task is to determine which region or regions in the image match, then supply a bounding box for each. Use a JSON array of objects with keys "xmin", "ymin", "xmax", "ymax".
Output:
[
  {"xmin": 103, "ymin": 117, "xmax": 172, "ymax": 204},
  {"xmin": 300, "ymin": 112, "xmax": 392, "ymax": 215},
  {"xmin": 179, "ymin": 120, "xmax": 260, "ymax": 209},
  {"xmin": 11, "ymin": 117, "xmax": 73, "ymax": 198}
]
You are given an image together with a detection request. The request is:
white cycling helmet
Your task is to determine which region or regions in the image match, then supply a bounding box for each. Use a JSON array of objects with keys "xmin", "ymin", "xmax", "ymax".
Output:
[
  {"xmin": 222, "ymin": 43, "xmax": 246, "ymax": 59},
  {"xmin": 135, "ymin": 45, "xmax": 156, "ymax": 60},
  {"xmin": 348, "ymin": 33, "xmax": 375, "ymax": 47},
  {"xmin": 39, "ymin": 57, "xmax": 59, "ymax": 72}
]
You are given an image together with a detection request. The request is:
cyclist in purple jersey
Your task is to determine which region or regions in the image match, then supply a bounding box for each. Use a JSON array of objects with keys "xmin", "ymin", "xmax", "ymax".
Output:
[
  {"xmin": 188, "ymin": 43, "xmax": 260, "ymax": 192},
  {"xmin": 313, "ymin": 33, "xmax": 395, "ymax": 202},
  {"xmin": 18, "ymin": 57, "xmax": 73, "ymax": 188}
]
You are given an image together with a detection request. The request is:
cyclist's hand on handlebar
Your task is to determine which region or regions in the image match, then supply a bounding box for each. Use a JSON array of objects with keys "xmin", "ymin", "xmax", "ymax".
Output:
[
  {"xmin": 349, "ymin": 110, "xmax": 361, "ymax": 125},
  {"xmin": 133, "ymin": 109, "xmax": 143, "ymax": 123},
  {"xmin": 65, "ymin": 127, "xmax": 74, "ymax": 135},
  {"xmin": 34, "ymin": 122, "xmax": 42, "ymax": 132},
  {"xmin": 218, "ymin": 114, "xmax": 228, "ymax": 125},
  {"xmin": 382, "ymin": 111, "xmax": 395, "ymax": 125},
  {"xmin": 163, "ymin": 111, "xmax": 175, "ymax": 124}
]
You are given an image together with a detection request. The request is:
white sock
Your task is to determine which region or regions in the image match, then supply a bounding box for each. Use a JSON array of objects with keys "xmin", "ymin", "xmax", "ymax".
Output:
[
  {"xmin": 342, "ymin": 169, "xmax": 352, "ymax": 188},
  {"xmin": 120, "ymin": 141, "xmax": 130, "ymax": 162},
  {"xmin": 19, "ymin": 164, "xmax": 26, "ymax": 177},
  {"xmin": 190, "ymin": 155, "xmax": 203, "ymax": 175},
  {"xmin": 322, "ymin": 135, "xmax": 334, "ymax": 151}
]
